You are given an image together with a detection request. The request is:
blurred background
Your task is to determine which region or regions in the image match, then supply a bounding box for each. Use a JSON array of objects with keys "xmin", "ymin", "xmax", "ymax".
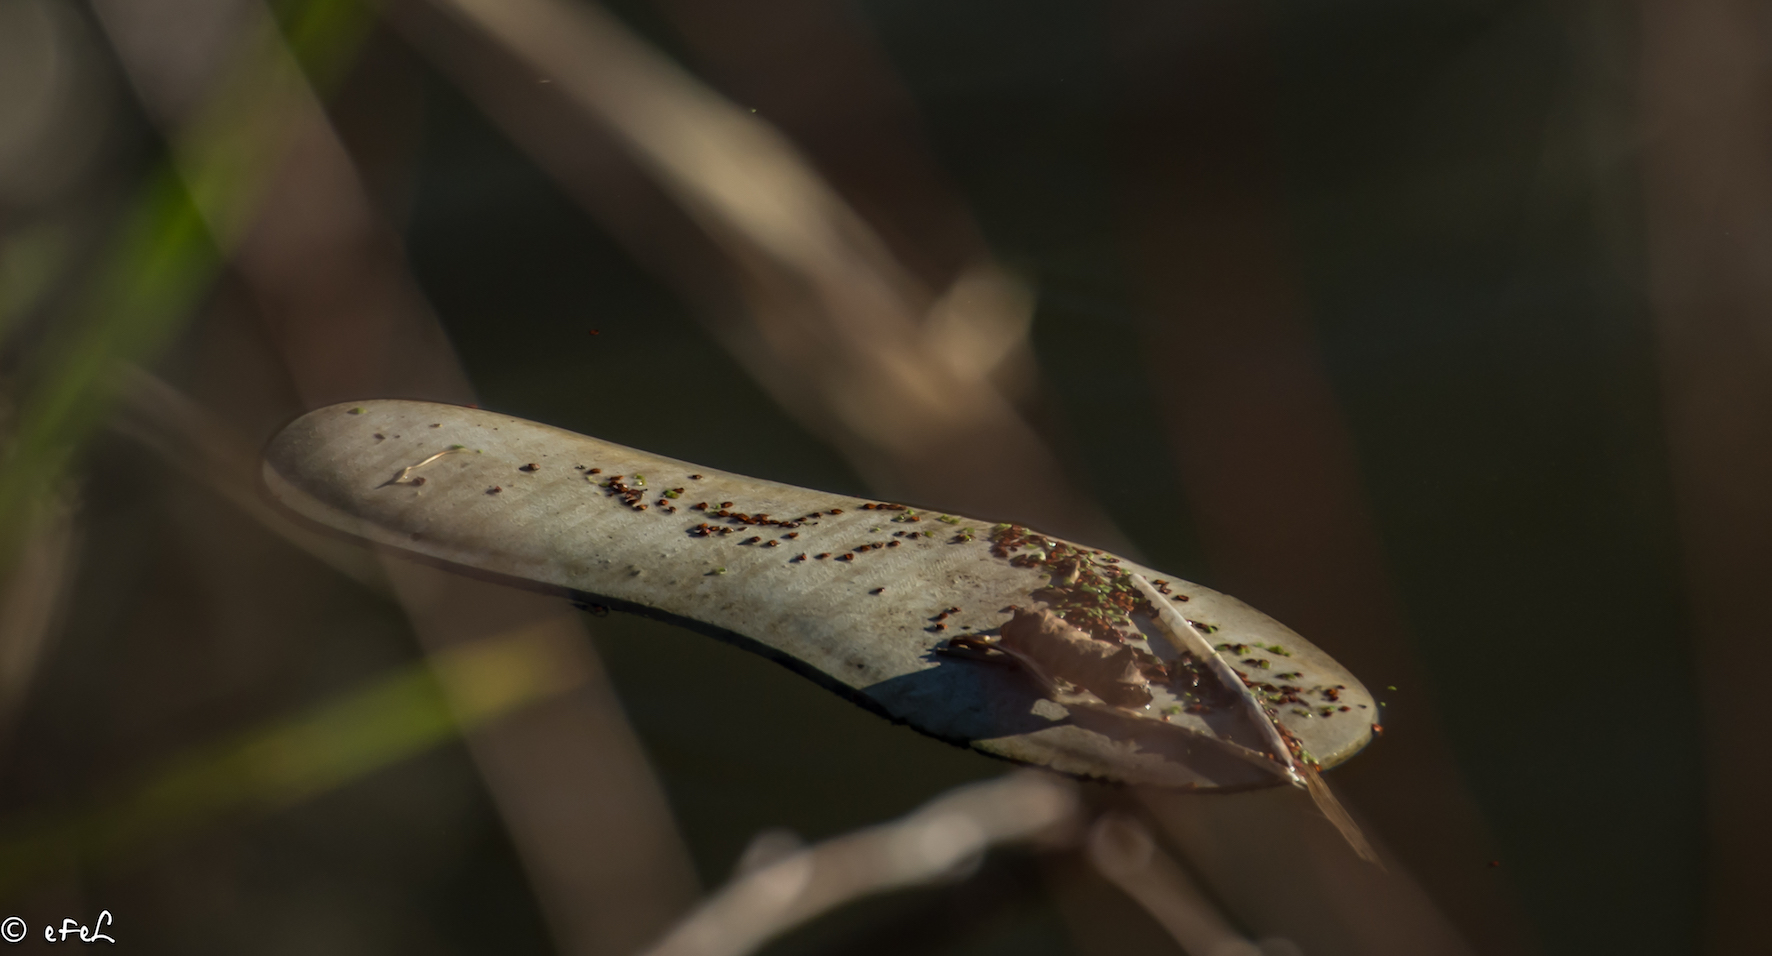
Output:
[{"xmin": 0, "ymin": 0, "xmax": 1765, "ymax": 953}]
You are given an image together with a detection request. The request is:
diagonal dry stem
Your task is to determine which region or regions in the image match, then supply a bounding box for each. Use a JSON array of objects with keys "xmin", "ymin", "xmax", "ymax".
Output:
[
  {"xmin": 396, "ymin": 0, "xmax": 1126, "ymax": 547},
  {"xmin": 97, "ymin": 2, "xmax": 702, "ymax": 949}
]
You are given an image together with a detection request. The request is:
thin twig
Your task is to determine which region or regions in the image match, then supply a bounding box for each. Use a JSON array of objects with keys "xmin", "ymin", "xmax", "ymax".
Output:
[{"xmin": 638, "ymin": 772, "xmax": 1079, "ymax": 956}]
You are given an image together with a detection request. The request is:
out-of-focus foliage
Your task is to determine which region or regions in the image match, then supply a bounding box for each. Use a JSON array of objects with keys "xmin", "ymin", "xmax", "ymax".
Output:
[
  {"xmin": 0, "ymin": 624, "xmax": 578, "ymax": 896},
  {"xmin": 0, "ymin": 0, "xmax": 1761, "ymax": 954},
  {"xmin": 0, "ymin": 0, "xmax": 377, "ymax": 571}
]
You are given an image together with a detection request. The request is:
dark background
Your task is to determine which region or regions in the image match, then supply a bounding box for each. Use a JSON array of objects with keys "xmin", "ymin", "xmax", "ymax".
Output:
[{"xmin": 2, "ymin": 1, "xmax": 1759, "ymax": 954}]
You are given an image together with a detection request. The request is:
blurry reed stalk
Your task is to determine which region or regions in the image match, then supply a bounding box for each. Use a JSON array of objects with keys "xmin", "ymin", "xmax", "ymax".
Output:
[
  {"xmin": 115, "ymin": 365, "xmax": 699, "ymax": 955},
  {"xmin": 1638, "ymin": 0, "xmax": 1772, "ymax": 949},
  {"xmin": 112, "ymin": 367, "xmax": 387, "ymax": 591},
  {"xmin": 0, "ymin": 496, "xmax": 76, "ymax": 750},
  {"xmin": 0, "ymin": 0, "xmax": 380, "ymax": 568},
  {"xmin": 1138, "ymin": 785, "xmax": 1475, "ymax": 956},
  {"xmin": 403, "ymin": 0, "xmax": 1124, "ymax": 544},
  {"xmin": 0, "ymin": 0, "xmax": 373, "ymax": 763},
  {"xmin": 94, "ymin": 2, "xmax": 701, "ymax": 951},
  {"xmin": 1107, "ymin": 2, "xmax": 1516, "ymax": 948},
  {"xmin": 0, "ymin": 0, "xmax": 115, "ymax": 208},
  {"xmin": 639, "ymin": 771, "xmax": 1080, "ymax": 956},
  {"xmin": 1086, "ymin": 813, "xmax": 1261, "ymax": 956}
]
